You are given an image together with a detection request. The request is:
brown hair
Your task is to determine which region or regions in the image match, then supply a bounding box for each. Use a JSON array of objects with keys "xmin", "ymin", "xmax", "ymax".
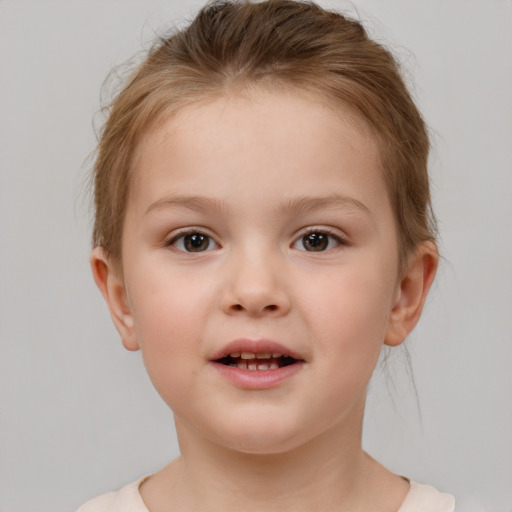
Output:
[{"xmin": 92, "ymin": 0, "xmax": 436, "ymax": 269}]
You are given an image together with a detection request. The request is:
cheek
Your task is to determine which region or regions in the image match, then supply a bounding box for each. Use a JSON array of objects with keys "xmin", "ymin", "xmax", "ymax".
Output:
[
  {"xmin": 301, "ymin": 262, "xmax": 395, "ymax": 368},
  {"xmin": 128, "ymin": 261, "xmax": 213, "ymax": 338},
  {"xmin": 125, "ymin": 266, "xmax": 213, "ymax": 393}
]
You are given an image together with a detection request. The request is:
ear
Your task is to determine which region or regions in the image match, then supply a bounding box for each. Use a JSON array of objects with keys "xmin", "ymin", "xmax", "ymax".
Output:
[
  {"xmin": 384, "ymin": 241, "xmax": 439, "ymax": 347},
  {"xmin": 90, "ymin": 247, "xmax": 140, "ymax": 351}
]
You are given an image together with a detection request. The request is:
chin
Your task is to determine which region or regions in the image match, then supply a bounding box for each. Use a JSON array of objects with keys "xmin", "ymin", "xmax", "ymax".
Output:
[
  {"xmin": 220, "ymin": 436, "xmax": 302, "ymax": 456},
  {"xmin": 208, "ymin": 414, "xmax": 311, "ymax": 456}
]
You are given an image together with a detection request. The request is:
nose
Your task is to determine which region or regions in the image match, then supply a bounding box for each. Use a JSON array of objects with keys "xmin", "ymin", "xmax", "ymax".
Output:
[{"xmin": 220, "ymin": 249, "xmax": 291, "ymax": 318}]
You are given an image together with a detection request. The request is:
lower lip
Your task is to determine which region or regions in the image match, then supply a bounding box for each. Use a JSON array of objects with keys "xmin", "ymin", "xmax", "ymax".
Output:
[{"xmin": 210, "ymin": 361, "xmax": 305, "ymax": 389}]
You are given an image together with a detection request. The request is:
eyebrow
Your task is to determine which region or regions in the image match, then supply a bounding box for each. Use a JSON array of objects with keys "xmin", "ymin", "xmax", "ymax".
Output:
[
  {"xmin": 279, "ymin": 194, "xmax": 372, "ymax": 218},
  {"xmin": 146, "ymin": 195, "xmax": 230, "ymax": 215},
  {"xmin": 145, "ymin": 193, "xmax": 372, "ymax": 218}
]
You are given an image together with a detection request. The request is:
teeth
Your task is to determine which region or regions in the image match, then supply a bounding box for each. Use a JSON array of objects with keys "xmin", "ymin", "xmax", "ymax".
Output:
[
  {"xmin": 233, "ymin": 358, "xmax": 282, "ymax": 371},
  {"xmin": 238, "ymin": 352, "xmax": 284, "ymax": 360},
  {"xmin": 223, "ymin": 351, "xmax": 294, "ymax": 371}
]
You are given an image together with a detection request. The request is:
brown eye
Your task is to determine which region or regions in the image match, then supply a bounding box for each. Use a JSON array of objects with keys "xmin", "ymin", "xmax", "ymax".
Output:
[
  {"xmin": 302, "ymin": 233, "xmax": 328, "ymax": 251},
  {"xmin": 293, "ymin": 231, "xmax": 341, "ymax": 252},
  {"xmin": 172, "ymin": 232, "xmax": 216, "ymax": 252}
]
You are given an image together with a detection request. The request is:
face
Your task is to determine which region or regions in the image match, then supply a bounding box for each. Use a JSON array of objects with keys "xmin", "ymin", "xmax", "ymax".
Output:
[{"xmin": 97, "ymin": 90, "xmax": 411, "ymax": 454}]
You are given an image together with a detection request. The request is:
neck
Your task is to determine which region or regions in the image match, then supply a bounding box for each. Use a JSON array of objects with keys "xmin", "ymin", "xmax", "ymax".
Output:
[
  {"xmin": 139, "ymin": 399, "xmax": 408, "ymax": 512},
  {"xmin": 179, "ymin": 421, "xmax": 365, "ymax": 510}
]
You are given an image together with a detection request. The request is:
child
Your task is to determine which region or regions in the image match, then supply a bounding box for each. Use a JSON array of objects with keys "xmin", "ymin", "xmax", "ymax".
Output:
[{"xmin": 80, "ymin": 1, "xmax": 455, "ymax": 510}]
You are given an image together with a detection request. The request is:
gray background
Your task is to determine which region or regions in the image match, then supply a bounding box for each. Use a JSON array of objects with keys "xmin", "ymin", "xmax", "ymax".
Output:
[{"xmin": 1, "ymin": 1, "xmax": 511, "ymax": 511}]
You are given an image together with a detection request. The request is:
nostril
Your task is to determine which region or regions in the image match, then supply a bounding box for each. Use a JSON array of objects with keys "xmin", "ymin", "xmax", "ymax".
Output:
[{"xmin": 228, "ymin": 303, "xmax": 281, "ymax": 314}]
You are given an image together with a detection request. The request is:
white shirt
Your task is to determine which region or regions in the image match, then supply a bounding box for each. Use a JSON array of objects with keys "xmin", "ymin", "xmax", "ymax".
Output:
[{"xmin": 77, "ymin": 477, "xmax": 456, "ymax": 512}]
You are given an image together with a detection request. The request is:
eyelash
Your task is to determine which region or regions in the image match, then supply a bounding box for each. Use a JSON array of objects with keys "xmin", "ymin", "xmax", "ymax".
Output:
[
  {"xmin": 166, "ymin": 229, "xmax": 219, "ymax": 253},
  {"xmin": 292, "ymin": 227, "xmax": 348, "ymax": 252},
  {"xmin": 166, "ymin": 227, "xmax": 348, "ymax": 253}
]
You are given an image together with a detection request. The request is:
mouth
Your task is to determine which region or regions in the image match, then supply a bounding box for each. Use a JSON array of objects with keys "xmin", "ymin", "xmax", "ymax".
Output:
[
  {"xmin": 215, "ymin": 352, "xmax": 299, "ymax": 370},
  {"xmin": 209, "ymin": 339, "xmax": 305, "ymax": 388}
]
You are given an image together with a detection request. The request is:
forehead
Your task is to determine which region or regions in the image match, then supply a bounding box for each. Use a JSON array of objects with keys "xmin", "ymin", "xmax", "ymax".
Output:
[{"xmin": 127, "ymin": 89, "xmax": 388, "ymax": 218}]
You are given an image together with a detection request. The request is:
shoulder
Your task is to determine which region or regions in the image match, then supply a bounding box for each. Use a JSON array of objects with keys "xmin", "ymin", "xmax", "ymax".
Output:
[
  {"xmin": 398, "ymin": 481, "xmax": 456, "ymax": 512},
  {"xmin": 77, "ymin": 477, "xmax": 149, "ymax": 512}
]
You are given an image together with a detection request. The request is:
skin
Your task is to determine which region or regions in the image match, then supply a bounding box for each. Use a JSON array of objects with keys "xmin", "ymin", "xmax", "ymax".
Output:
[{"xmin": 91, "ymin": 89, "xmax": 438, "ymax": 511}]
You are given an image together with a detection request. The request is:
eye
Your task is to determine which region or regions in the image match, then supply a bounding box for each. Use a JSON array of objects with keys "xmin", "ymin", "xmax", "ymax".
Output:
[
  {"xmin": 292, "ymin": 230, "xmax": 343, "ymax": 252},
  {"xmin": 169, "ymin": 232, "xmax": 218, "ymax": 253}
]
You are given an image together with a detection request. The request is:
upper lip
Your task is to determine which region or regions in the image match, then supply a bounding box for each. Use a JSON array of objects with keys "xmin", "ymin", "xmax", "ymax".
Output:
[{"xmin": 210, "ymin": 339, "xmax": 305, "ymax": 361}]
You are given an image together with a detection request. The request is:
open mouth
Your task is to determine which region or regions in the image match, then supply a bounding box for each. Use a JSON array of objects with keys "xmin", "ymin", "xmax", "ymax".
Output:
[{"xmin": 215, "ymin": 352, "xmax": 298, "ymax": 370}]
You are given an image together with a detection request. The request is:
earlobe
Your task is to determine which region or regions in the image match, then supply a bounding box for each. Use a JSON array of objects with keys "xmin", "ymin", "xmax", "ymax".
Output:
[
  {"xmin": 90, "ymin": 247, "xmax": 140, "ymax": 351},
  {"xmin": 384, "ymin": 241, "xmax": 439, "ymax": 347}
]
